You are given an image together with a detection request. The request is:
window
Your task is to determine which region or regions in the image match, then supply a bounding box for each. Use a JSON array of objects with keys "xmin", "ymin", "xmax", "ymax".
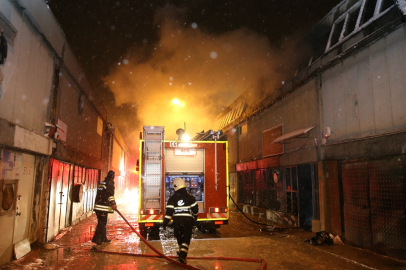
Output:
[
  {"xmin": 240, "ymin": 123, "xmax": 247, "ymax": 137},
  {"xmin": 97, "ymin": 116, "xmax": 103, "ymax": 136},
  {"xmin": 326, "ymin": 0, "xmax": 395, "ymax": 51},
  {"xmin": 345, "ymin": 7, "xmax": 361, "ymax": 37},
  {"xmin": 361, "ymin": 0, "xmax": 378, "ymax": 24},
  {"xmin": 330, "ymin": 19, "xmax": 345, "ymax": 46},
  {"xmin": 380, "ymin": 0, "xmax": 394, "ymax": 11}
]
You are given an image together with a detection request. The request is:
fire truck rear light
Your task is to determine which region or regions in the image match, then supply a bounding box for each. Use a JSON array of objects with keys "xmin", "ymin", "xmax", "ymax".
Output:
[
  {"xmin": 215, "ymin": 221, "xmax": 223, "ymax": 225},
  {"xmin": 209, "ymin": 207, "xmax": 228, "ymax": 213},
  {"xmin": 142, "ymin": 209, "xmax": 159, "ymax": 215},
  {"xmin": 145, "ymin": 223, "xmax": 154, "ymax": 227}
]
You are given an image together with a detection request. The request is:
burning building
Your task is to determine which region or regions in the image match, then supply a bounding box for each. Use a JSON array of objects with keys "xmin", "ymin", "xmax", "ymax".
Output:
[{"xmin": 218, "ymin": 0, "xmax": 406, "ymax": 258}]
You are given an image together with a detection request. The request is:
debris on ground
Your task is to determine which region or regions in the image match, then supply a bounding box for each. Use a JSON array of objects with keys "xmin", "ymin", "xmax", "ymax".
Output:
[
  {"xmin": 305, "ymin": 231, "xmax": 334, "ymax": 246},
  {"xmin": 43, "ymin": 244, "xmax": 58, "ymax": 250},
  {"xmin": 330, "ymin": 233, "xmax": 344, "ymax": 245}
]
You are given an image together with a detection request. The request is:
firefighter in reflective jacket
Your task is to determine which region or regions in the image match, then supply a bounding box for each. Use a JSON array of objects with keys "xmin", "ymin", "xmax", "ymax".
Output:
[
  {"xmin": 92, "ymin": 170, "xmax": 117, "ymax": 245},
  {"xmin": 162, "ymin": 178, "xmax": 198, "ymax": 264}
]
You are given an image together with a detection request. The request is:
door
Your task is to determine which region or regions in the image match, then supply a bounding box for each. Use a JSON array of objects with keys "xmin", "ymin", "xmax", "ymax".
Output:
[
  {"xmin": 65, "ymin": 164, "xmax": 73, "ymax": 227},
  {"xmin": 0, "ymin": 150, "xmax": 18, "ymax": 265},
  {"xmin": 47, "ymin": 159, "xmax": 62, "ymax": 241},
  {"xmin": 0, "ymin": 151, "xmax": 36, "ymax": 265},
  {"xmin": 342, "ymin": 161, "xmax": 374, "ymax": 247},
  {"xmin": 297, "ymin": 164, "xmax": 314, "ymax": 231},
  {"xmin": 59, "ymin": 163, "xmax": 71, "ymax": 230},
  {"xmin": 47, "ymin": 160, "xmax": 71, "ymax": 241},
  {"xmin": 342, "ymin": 158, "xmax": 406, "ymax": 251},
  {"xmin": 13, "ymin": 153, "xmax": 36, "ymax": 244}
]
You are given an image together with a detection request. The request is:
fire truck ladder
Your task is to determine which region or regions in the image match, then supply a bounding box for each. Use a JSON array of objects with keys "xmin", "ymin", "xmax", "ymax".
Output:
[{"xmin": 143, "ymin": 126, "xmax": 164, "ymax": 214}]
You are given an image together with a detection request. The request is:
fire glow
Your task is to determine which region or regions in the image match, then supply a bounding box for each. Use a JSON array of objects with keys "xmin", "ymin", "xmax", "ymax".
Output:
[{"xmin": 105, "ymin": 5, "xmax": 296, "ymax": 153}]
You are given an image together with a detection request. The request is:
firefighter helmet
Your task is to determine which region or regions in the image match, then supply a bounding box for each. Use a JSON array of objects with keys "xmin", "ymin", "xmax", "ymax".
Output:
[
  {"xmin": 107, "ymin": 170, "xmax": 115, "ymax": 179},
  {"xmin": 173, "ymin": 177, "xmax": 185, "ymax": 191}
]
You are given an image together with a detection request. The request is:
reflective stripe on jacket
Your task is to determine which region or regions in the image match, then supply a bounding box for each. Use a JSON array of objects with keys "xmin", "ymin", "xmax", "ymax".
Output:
[
  {"xmin": 163, "ymin": 188, "xmax": 198, "ymax": 226},
  {"xmin": 93, "ymin": 177, "xmax": 115, "ymax": 213}
]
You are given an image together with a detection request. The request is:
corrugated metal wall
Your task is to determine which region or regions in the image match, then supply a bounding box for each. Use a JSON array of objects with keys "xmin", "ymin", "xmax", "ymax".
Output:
[
  {"xmin": 341, "ymin": 157, "xmax": 406, "ymax": 251},
  {"xmin": 47, "ymin": 159, "xmax": 99, "ymax": 241}
]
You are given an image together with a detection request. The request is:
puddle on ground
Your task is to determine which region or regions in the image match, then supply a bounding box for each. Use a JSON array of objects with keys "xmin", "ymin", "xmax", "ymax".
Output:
[{"xmin": 44, "ymin": 247, "xmax": 70, "ymax": 265}]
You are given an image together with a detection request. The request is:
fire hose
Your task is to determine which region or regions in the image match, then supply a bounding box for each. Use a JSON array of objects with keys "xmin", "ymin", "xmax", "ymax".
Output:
[{"xmin": 92, "ymin": 209, "xmax": 267, "ymax": 270}]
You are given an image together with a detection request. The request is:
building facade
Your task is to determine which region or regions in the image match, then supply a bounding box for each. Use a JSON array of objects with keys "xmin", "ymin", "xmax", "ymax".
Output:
[
  {"xmin": 218, "ymin": 0, "xmax": 406, "ymax": 257},
  {"xmin": 0, "ymin": 0, "xmax": 129, "ymax": 265}
]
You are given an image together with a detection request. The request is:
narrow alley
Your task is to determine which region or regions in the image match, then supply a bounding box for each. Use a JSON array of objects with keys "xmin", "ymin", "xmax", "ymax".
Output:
[{"xmin": 1, "ymin": 188, "xmax": 405, "ymax": 270}]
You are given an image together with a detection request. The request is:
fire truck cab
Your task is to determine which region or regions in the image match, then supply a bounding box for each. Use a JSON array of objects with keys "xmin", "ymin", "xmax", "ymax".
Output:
[{"xmin": 138, "ymin": 126, "xmax": 229, "ymax": 236}]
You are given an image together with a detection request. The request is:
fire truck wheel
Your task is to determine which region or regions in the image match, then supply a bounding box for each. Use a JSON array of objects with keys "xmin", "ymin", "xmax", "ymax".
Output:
[
  {"xmin": 140, "ymin": 229, "xmax": 148, "ymax": 238},
  {"xmin": 149, "ymin": 227, "xmax": 160, "ymax": 237}
]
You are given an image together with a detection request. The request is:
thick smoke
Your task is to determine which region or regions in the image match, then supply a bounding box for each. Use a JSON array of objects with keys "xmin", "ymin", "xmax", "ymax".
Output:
[{"xmin": 105, "ymin": 5, "xmax": 295, "ymax": 154}]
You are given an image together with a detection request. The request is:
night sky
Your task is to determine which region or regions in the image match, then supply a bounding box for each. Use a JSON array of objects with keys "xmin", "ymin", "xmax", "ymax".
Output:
[{"xmin": 47, "ymin": 0, "xmax": 342, "ymax": 154}]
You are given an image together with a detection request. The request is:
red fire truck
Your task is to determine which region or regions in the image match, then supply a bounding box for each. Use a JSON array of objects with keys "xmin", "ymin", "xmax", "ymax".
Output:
[{"xmin": 137, "ymin": 126, "xmax": 229, "ymax": 236}]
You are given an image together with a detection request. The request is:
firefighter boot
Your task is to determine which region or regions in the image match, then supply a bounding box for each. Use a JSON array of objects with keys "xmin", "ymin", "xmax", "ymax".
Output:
[
  {"xmin": 178, "ymin": 243, "xmax": 189, "ymax": 264},
  {"xmin": 178, "ymin": 256, "xmax": 187, "ymax": 265}
]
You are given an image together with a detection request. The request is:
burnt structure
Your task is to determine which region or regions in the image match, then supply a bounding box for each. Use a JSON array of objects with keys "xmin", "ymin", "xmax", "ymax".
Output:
[{"xmin": 217, "ymin": 0, "xmax": 406, "ymax": 257}]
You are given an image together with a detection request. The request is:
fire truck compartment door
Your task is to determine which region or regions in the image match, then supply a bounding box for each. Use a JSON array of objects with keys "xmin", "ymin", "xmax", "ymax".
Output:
[{"xmin": 165, "ymin": 148, "xmax": 204, "ymax": 173}]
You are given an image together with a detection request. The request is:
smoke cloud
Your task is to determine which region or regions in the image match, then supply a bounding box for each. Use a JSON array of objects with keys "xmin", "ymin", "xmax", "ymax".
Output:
[{"xmin": 105, "ymin": 5, "xmax": 297, "ymax": 155}]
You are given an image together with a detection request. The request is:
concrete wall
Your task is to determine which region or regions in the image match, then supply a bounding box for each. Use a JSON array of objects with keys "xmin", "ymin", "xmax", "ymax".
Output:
[
  {"xmin": 62, "ymin": 44, "xmax": 106, "ymax": 120},
  {"xmin": 0, "ymin": 1, "xmax": 112, "ymax": 265},
  {"xmin": 0, "ymin": 0, "xmax": 54, "ymax": 156},
  {"xmin": 322, "ymin": 25, "xmax": 406, "ymax": 142},
  {"xmin": 57, "ymin": 72, "xmax": 102, "ymax": 159},
  {"xmin": 15, "ymin": 0, "xmax": 65, "ymax": 57}
]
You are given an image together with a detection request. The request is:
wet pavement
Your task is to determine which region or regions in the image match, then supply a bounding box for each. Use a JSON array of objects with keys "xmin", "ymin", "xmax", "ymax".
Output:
[{"xmin": 1, "ymin": 190, "xmax": 406, "ymax": 270}]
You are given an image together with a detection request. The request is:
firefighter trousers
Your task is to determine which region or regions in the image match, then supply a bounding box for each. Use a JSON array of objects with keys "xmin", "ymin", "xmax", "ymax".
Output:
[
  {"xmin": 173, "ymin": 217, "xmax": 194, "ymax": 259},
  {"xmin": 92, "ymin": 211, "xmax": 109, "ymax": 244}
]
